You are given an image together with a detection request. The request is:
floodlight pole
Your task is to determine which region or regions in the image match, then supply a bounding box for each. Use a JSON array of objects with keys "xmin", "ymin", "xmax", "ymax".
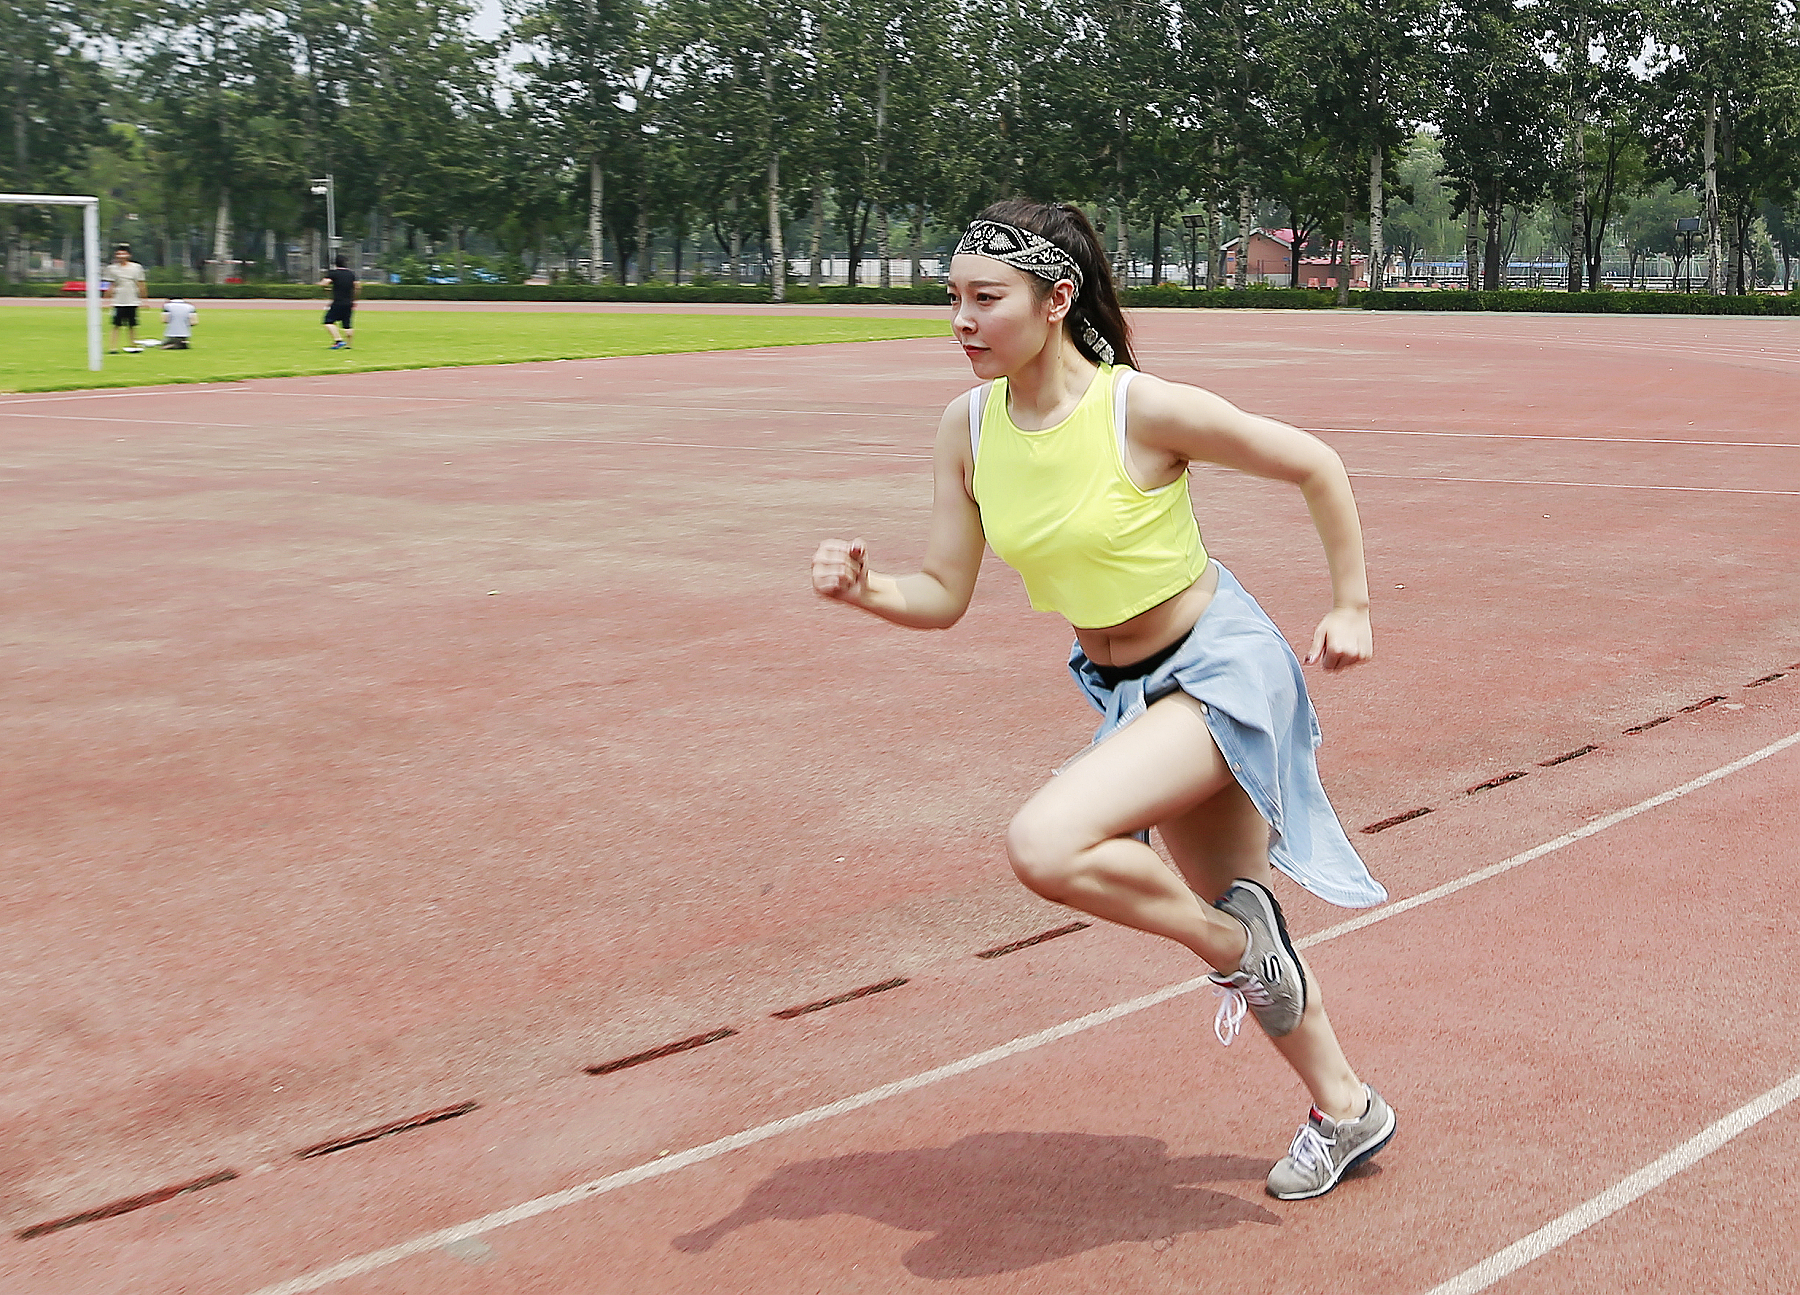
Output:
[
  {"xmin": 310, "ymin": 174, "xmax": 339, "ymax": 264},
  {"xmin": 2, "ymin": 192, "xmax": 102, "ymax": 370}
]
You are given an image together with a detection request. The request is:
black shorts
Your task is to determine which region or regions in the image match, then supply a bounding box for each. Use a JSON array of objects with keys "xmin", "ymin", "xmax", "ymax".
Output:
[
  {"xmin": 112, "ymin": 305, "xmax": 138, "ymax": 327},
  {"xmin": 323, "ymin": 302, "xmax": 355, "ymax": 326}
]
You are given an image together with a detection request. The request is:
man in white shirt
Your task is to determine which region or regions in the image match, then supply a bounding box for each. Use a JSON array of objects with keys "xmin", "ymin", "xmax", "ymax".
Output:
[
  {"xmin": 161, "ymin": 297, "xmax": 197, "ymax": 349},
  {"xmin": 106, "ymin": 245, "xmax": 149, "ymax": 353}
]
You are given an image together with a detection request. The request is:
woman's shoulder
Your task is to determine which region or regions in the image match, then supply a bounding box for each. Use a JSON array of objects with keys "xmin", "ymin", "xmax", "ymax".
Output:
[
  {"xmin": 1122, "ymin": 370, "xmax": 1225, "ymax": 417},
  {"xmin": 1122, "ymin": 371, "xmax": 1244, "ymax": 451}
]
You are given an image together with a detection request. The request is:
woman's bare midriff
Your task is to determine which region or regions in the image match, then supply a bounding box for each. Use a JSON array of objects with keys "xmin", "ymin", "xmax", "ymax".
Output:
[{"xmin": 1072, "ymin": 561, "xmax": 1220, "ymax": 668}]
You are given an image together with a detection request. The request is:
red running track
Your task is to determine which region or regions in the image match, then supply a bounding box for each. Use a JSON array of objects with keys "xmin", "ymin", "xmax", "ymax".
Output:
[{"xmin": 2, "ymin": 310, "xmax": 1797, "ymax": 1293}]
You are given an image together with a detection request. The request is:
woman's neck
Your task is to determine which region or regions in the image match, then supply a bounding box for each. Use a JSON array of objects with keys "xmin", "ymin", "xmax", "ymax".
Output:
[{"xmin": 1003, "ymin": 335, "xmax": 1099, "ymax": 430}]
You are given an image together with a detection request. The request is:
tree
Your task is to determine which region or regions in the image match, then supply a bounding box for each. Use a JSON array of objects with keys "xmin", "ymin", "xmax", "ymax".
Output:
[
  {"xmin": 3, "ymin": 0, "xmax": 111, "ymax": 278},
  {"xmin": 1538, "ymin": 0, "xmax": 1645, "ymax": 290},
  {"xmin": 512, "ymin": 0, "xmax": 638, "ymax": 278},
  {"xmin": 1437, "ymin": 0, "xmax": 1559, "ymax": 289},
  {"xmin": 1643, "ymin": 0, "xmax": 1800, "ymax": 293}
]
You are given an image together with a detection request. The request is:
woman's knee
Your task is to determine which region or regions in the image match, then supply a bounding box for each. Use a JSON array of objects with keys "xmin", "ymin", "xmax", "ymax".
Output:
[{"xmin": 1004, "ymin": 805, "xmax": 1087, "ymax": 899}]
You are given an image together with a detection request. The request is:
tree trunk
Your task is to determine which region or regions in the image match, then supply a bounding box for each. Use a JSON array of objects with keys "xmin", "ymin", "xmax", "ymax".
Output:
[
  {"xmin": 1114, "ymin": 204, "xmax": 1128, "ymax": 285},
  {"xmin": 909, "ymin": 204, "xmax": 923, "ymax": 287},
  {"xmin": 1567, "ymin": 111, "xmax": 1586, "ymax": 292},
  {"xmin": 588, "ymin": 154, "xmax": 604, "ymax": 283},
  {"xmin": 635, "ymin": 189, "xmax": 651, "ymax": 283},
  {"xmin": 1702, "ymin": 95, "xmax": 1721, "ymax": 295},
  {"xmin": 767, "ymin": 152, "xmax": 785, "ymax": 303},
  {"xmin": 1367, "ymin": 143, "xmax": 1384, "ymax": 292},
  {"xmin": 1234, "ymin": 185, "xmax": 1252, "ymax": 288},
  {"xmin": 726, "ymin": 194, "xmax": 740, "ymax": 282},
  {"xmin": 1483, "ymin": 199, "xmax": 1503, "ymax": 291},
  {"xmin": 1335, "ymin": 181, "xmax": 1353, "ymax": 306},
  {"xmin": 809, "ymin": 179, "xmax": 823, "ymax": 287},
  {"xmin": 1209, "ymin": 203, "xmax": 1223, "ymax": 288},
  {"xmin": 1464, "ymin": 199, "xmax": 1481, "ymax": 291},
  {"xmin": 1151, "ymin": 210, "xmax": 1162, "ymax": 286},
  {"xmin": 1729, "ymin": 205, "xmax": 1744, "ymax": 295},
  {"xmin": 875, "ymin": 60, "xmax": 890, "ymax": 288},
  {"xmin": 877, "ymin": 206, "xmax": 890, "ymax": 288},
  {"xmin": 212, "ymin": 189, "xmax": 232, "ymax": 283}
]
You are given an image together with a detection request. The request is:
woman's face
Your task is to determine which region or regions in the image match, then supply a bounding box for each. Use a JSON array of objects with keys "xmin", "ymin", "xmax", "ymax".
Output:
[{"xmin": 948, "ymin": 254, "xmax": 1073, "ymax": 378}]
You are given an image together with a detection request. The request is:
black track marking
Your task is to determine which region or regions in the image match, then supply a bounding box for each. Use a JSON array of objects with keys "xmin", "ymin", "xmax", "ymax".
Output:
[
  {"xmin": 1466, "ymin": 770, "xmax": 1529, "ymax": 794},
  {"xmin": 295, "ymin": 1102, "xmax": 479, "ymax": 1159},
  {"xmin": 975, "ymin": 922, "xmax": 1092, "ymax": 959},
  {"xmin": 17, "ymin": 1170, "xmax": 239, "ymax": 1240},
  {"xmin": 772, "ymin": 977, "xmax": 908, "ymax": 1019},
  {"xmin": 1361, "ymin": 806, "xmax": 1433, "ymax": 834},
  {"xmin": 586, "ymin": 1027, "xmax": 738, "ymax": 1075}
]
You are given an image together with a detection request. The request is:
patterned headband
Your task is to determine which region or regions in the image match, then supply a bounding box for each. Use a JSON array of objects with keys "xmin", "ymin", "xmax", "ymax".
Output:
[
  {"xmin": 954, "ymin": 219, "xmax": 1085, "ymax": 294},
  {"xmin": 953, "ymin": 219, "xmax": 1115, "ymax": 364}
]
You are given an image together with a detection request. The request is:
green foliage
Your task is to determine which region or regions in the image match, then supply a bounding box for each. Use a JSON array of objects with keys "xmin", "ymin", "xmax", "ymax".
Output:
[
  {"xmin": 8, "ymin": 0, "xmax": 1799, "ymax": 300},
  {"xmin": 1121, "ymin": 286, "xmax": 1339, "ymax": 309},
  {"xmin": 1358, "ymin": 288, "xmax": 1800, "ymax": 314}
]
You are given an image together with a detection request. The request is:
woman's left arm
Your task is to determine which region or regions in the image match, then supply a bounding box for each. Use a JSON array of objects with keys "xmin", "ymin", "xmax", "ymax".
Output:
[{"xmin": 1132, "ymin": 376, "xmax": 1371, "ymax": 670}]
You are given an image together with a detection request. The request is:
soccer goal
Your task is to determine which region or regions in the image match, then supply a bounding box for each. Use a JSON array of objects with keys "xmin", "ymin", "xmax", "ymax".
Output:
[{"xmin": 2, "ymin": 192, "xmax": 103, "ymax": 370}]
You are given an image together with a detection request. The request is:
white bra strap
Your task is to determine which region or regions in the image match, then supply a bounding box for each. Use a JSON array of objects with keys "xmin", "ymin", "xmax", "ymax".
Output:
[
  {"xmin": 1113, "ymin": 367, "xmax": 1136, "ymax": 460},
  {"xmin": 968, "ymin": 382, "xmax": 991, "ymax": 460}
]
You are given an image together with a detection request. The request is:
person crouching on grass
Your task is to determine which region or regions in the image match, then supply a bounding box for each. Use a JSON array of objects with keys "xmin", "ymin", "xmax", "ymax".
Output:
[
  {"xmin": 810, "ymin": 200, "xmax": 1396, "ymax": 1200},
  {"xmin": 160, "ymin": 296, "xmax": 197, "ymax": 349}
]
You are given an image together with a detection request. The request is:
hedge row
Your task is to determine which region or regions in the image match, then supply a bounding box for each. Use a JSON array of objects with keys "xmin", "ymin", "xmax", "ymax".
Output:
[
  {"xmin": 1357, "ymin": 288, "xmax": 1800, "ymax": 315},
  {"xmin": 5, "ymin": 279, "xmax": 1795, "ymax": 314}
]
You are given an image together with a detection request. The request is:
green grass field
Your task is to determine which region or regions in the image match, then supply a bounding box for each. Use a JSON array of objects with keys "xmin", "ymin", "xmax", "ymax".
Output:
[{"xmin": 0, "ymin": 306, "xmax": 948, "ymax": 392}]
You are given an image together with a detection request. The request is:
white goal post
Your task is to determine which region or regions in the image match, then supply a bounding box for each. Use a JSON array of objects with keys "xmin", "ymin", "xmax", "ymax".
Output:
[{"xmin": 2, "ymin": 193, "xmax": 103, "ymax": 371}]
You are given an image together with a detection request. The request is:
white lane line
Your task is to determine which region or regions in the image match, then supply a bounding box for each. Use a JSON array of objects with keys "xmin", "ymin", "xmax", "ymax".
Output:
[
  {"xmin": 1421, "ymin": 1069, "xmax": 1800, "ymax": 1295},
  {"xmin": 1310, "ymin": 427, "xmax": 1800, "ymax": 450},
  {"xmin": 236, "ymin": 728, "xmax": 1800, "ymax": 1295},
  {"xmin": 1349, "ymin": 471, "xmax": 1800, "ymax": 497}
]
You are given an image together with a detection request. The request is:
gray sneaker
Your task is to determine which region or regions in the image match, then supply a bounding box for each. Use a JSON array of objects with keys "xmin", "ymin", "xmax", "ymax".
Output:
[
  {"xmin": 1266, "ymin": 1084, "xmax": 1396, "ymax": 1200},
  {"xmin": 1207, "ymin": 878, "xmax": 1307, "ymax": 1039}
]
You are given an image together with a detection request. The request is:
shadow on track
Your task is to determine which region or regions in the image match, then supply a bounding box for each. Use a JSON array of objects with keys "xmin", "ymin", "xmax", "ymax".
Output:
[{"xmin": 672, "ymin": 1131, "xmax": 1282, "ymax": 1278}]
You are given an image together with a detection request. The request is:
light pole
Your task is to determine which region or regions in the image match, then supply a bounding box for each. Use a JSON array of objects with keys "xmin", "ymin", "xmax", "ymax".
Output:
[
  {"xmin": 1181, "ymin": 212, "xmax": 1206, "ymax": 290},
  {"xmin": 309, "ymin": 174, "xmax": 338, "ymax": 270},
  {"xmin": 1675, "ymin": 216, "xmax": 1700, "ymax": 293}
]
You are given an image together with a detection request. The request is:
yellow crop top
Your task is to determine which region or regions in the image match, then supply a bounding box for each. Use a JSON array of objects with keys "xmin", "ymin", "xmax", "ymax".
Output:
[{"xmin": 969, "ymin": 363, "xmax": 1208, "ymax": 629}]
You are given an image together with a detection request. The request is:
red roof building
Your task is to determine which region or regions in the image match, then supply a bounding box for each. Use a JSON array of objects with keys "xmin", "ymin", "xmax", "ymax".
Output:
[{"xmin": 1222, "ymin": 228, "xmax": 1368, "ymax": 289}]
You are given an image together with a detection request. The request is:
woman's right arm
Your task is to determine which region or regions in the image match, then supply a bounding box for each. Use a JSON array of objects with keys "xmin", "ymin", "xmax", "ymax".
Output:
[{"xmin": 811, "ymin": 394, "xmax": 987, "ymax": 630}]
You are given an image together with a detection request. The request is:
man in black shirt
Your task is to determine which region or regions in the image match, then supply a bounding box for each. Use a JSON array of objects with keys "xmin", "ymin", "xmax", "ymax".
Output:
[{"xmin": 319, "ymin": 255, "xmax": 359, "ymax": 349}]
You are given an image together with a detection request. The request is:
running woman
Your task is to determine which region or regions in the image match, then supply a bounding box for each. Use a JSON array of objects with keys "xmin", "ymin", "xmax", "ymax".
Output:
[{"xmin": 810, "ymin": 200, "xmax": 1395, "ymax": 1200}]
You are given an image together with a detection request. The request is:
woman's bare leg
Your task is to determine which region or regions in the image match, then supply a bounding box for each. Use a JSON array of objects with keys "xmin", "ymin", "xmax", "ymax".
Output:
[
  {"xmin": 1005, "ymin": 692, "xmax": 1252, "ymax": 972},
  {"xmin": 1157, "ymin": 781, "xmax": 1365, "ymax": 1121},
  {"xmin": 1007, "ymin": 690, "xmax": 1366, "ymax": 1121}
]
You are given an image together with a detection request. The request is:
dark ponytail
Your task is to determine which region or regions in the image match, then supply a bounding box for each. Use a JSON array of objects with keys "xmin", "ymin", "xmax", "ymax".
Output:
[{"xmin": 974, "ymin": 199, "xmax": 1137, "ymax": 370}]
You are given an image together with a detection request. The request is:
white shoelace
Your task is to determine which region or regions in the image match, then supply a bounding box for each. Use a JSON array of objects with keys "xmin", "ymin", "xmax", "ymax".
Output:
[
  {"xmin": 1288, "ymin": 1122, "xmax": 1337, "ymax": 1173},
  {"xmin": 1212, "ymin": 983, "xmax": 1248, "ymax": 1045},
  {"xmin": 1209, "ymin": 974, "xmax": 1273, "ymax": 1046}
]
